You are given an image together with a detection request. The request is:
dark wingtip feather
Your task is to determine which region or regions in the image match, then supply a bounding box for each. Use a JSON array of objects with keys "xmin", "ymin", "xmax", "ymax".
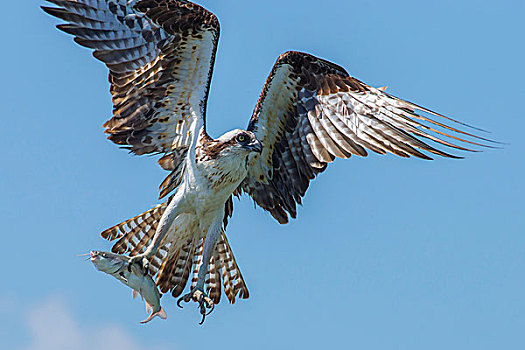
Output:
[
  {"xmin": 41, "ymin": 6, "xmax": 56, "ymax": 16},
  {"xmin": 41, "ymin": 6, "xmax": 68, "ymax": 20},
  {"xmin": 56, "ymin": 24, "xmax": 78, "ymax": 35},
  {"xmin": 383, "ymin": 92, "xmax": 501, "ymax": 146},
  {"xmin": 397, "ymin": 96, "xmax": 491, "ymax": 134}
]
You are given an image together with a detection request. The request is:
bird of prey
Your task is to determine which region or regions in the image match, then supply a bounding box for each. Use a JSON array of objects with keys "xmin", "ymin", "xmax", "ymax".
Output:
[{"xmin": 42, "ymin": 0, "xmax": 492, "ymax": 322}]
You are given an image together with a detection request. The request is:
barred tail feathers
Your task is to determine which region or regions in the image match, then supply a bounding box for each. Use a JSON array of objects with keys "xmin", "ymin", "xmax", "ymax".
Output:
[
  {"xmin": 216, "ymin": 230, "xmax": 249, "ymax": 303},
  {"xmin": 100, "ymin": 203, "xmax": 169, "ymax": 276},
  {"xmin": 100, "ymin": 206, "xmax": 248, "ymax": 304},
  {"xmin": 190, "ymin": 229, "xmax": 249, "ymax": 304},
  {"xmin": 100, "ymin": 203, "xmax": 167, "ymax": 242},
  {"xmin": 157, "ymin": 237, "xmax": 194, "ymax": 296}
]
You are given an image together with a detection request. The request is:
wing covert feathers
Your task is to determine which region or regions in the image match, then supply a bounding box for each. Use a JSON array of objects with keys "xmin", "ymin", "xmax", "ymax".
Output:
[
  {"xmin": 43, "ymin": 0, "xmax": 219, "ymax": 157},
  {"xmin": 101, "ymin": 201, "xmax": 248, "ymax": 304},
  {"xmin": 242, "ymin": 51, "xmax": 495, "ymax": 224}
]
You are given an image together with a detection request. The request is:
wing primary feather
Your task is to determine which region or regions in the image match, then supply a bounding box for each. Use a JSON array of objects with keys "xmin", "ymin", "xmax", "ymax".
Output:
[
  {"xmin": 346, "ymin": 89, "xmax": 491, "ymax": 150},
  {"xmin": 396, "ymin": 96, "xmax": 491, "ymax": 134},
  {"xmin": 242, "ymin": 51, "xmax": 498, "ymax": 224}
]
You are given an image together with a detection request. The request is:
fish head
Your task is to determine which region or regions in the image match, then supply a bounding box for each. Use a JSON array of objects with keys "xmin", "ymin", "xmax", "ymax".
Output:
[{"xmin": 90, "ymin": 250, "xmax": 126, "ymax": 274}]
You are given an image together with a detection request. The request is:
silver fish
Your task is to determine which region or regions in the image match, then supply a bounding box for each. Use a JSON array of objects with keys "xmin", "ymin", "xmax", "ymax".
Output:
[{"xmin": 90, "ymin": 250, "xmax": 167, "ymax": 323}]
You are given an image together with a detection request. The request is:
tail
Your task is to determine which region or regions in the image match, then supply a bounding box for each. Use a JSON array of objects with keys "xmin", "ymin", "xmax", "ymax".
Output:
[
  {"xmin": 140, "ymin": 302, "xmax": 167, "ymax": 324},
  {"xmin": 101, "ymin": 203, "xmax": 249, "ymax": 305},
  {"xmin": 188, "ymin": 230, "xmax": 249, "ymax": 304},
  {"xmin": 101, "ymin": 202, "xmax": 169, "ymax": 275}
]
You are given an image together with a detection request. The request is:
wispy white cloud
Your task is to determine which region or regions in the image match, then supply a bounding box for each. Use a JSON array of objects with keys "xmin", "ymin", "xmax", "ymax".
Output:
[{"xmin": 20, "ymin": 297, "xmax": 156, "ymax": 350}]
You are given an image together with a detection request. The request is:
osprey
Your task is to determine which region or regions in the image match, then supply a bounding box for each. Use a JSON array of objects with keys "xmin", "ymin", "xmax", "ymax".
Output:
[{"xmin": 43, "ymin": 0, "xmax": 492, "ymax": 322}]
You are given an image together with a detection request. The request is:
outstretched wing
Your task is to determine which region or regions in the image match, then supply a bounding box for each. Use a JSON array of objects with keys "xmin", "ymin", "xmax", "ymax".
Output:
[
  {"xmin": 43, "ymin": 0, "xmax": 219, "ymax": 193},
  {"xmin": 241, "ymin": 51, "xmax": 494, "ymax": 224}
]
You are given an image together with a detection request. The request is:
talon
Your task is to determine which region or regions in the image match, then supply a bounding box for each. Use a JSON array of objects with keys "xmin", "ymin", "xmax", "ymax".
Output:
[
  {"xmin": 176, "ymin": 288, "xmax": 215, "ymax": 323},
  {"xmin": 142, "ymin": 259, "xmax": 150, "ymax": 274},
  {"xmin": 129, "ymin": 255, "xmax": 150, "ymax": 275},
  {"xmin": 198, "ymin": 302, "xmax": 207, "ymax": 325},
  {"xmin": 177, "ymin": 297, "xmax": 185, "ymax": 309},
  {"xmin": 176, "ymin": 291, "xmax": 193, "ymax": 309},
  {"xmin": 205, "ymin": 304, "xmax": 215, "ymax": 316}
]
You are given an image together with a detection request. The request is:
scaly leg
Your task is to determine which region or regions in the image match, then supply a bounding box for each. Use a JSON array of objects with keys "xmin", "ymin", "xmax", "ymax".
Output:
[
  {"xmin": 129, "ymin": 192, "xmax": 184, "ymax": 271},
  {"xmin": 177, "ymin": 218, "xmax": 222, "ymax": 324}
]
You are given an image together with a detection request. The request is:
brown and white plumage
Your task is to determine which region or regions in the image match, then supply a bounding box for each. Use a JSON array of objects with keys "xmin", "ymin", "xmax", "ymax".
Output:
[
  {"xmin": 241, "ymin": 51, "xmax": 493, "ymax": 224},
  {"xmin": 43, "ymin": 0, "xmax": 217, "ymax": 160},
  {"xmin": 43, "ymin": 0, "xmax": 492, "ymax": 322},
  {"xmin": 43, "ymin": 0, "xmax": 251, "ymax": 316},
  {"xmin": 101, "ymin": 203, "xmax": 248, "ymax": 304}
]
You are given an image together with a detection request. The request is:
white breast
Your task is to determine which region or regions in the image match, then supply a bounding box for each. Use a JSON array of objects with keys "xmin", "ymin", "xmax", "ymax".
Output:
[{"xmin": 175, "ymin": 153, "xmax": 246, "ymax": 226}]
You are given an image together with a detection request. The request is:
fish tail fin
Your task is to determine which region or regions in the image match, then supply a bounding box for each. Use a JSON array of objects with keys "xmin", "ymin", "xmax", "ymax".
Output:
[
  {"xmin": 158, "ymin": 307, "xmax": 167, "ymax": 319},
  {"xmin": 144, "ymin": 300, "xmax": 152, "ymax": 314},
  {"xmin": 140, "ymin": 306, "xmax": 167, "ymax": 324}
]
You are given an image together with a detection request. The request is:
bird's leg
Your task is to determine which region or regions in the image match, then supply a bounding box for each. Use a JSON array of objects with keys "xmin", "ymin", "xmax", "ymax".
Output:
[
  {"xmin": 129, "ymin": 193, "xmax": 184, "ymax": 272},
  {"xmin": 177, "ymin": 219, "xmax": 221, "ymax": 324}
]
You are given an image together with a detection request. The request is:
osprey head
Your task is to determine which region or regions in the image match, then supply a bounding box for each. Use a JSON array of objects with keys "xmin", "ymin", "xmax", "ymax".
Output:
[{"xmin": 216, "ymin": 129, "xmax": 262, "ymax": 155}]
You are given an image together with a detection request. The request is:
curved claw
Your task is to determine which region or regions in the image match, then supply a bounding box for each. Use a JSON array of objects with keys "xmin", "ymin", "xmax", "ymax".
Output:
[
  {"xmin": 176, "ymin": 296, "xmax": 185, "ymax": 309},
  {"xmin": 129, "ymin": 255, "xmax": 150, "ymax": 275},
  {"xmin": 198, "ymin": 294, "xmax": 214, "ymax": 324},
  {"xmin": 177, "ymin": 292, "xmax": 193, "ymax": 309},
  {"xmin": 198, "ymin": 303, "xmax": 214, "ymax": 324},
  {"xmin": 177, "ymin": 288, "xmax": 215, "ymax": 324},
  {"xmin": 199, "ymin": 313, "xmax": 206, "ymax": 325},
  {"xmin": 205, "ymin": 303, "xmax": 215, "ymax": 316},
  {"xmin": 197, "ymin": 294, "xmax": 205, "ymax": 308}
]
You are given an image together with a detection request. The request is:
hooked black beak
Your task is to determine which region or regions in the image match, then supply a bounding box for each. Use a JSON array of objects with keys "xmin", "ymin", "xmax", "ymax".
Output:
[{"xmin": 247, "ymin": 139, "xmax": 262, "ymax": 153}]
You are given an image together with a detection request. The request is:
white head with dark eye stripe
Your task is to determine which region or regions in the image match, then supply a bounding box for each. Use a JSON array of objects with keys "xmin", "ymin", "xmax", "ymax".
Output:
[
  {"xmin": 215, "ymin": 129, "xmax": 262, "ymax": 155},
  {"xmin": 234, "ymin": 131, "xmax": 262, "ymax": 153},
  {"xmin": 199, "ymin": 129, "xmax": 263, "ymax": 169}
]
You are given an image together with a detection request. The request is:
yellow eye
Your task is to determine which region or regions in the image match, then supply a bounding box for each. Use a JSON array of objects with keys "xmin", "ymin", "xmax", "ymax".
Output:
[{"xmin": 237, "ymin": 135, "xmax": 246, "ymax": 143}]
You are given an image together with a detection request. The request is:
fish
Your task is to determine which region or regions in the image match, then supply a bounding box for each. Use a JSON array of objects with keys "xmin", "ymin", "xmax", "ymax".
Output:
[{"xmin": 90, "ymin": 250, "xmax": 167, "ymax": 323}]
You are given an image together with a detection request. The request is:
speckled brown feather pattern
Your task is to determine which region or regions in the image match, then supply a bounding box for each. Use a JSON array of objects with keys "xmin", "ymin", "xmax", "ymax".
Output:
[
  {"xmin": 157, "ymin": 147, "xmax": 188, "ymax": 199},
  {"xmin": 195, "ymin": 134, "xmax": 238, "ymax": 162},
  {"xmin": 43, "ymin": 0, "xmax": 219, "ymax": 167},
  {"xmin": 242, "ymin": 51, "xmax": 492, "ymax": 224}
]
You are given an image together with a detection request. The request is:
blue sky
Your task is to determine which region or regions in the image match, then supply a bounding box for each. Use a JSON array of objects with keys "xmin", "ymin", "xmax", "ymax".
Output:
[{"xmin": 1, "ymin": 0, "xmax": 524, "ymax": 349}]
